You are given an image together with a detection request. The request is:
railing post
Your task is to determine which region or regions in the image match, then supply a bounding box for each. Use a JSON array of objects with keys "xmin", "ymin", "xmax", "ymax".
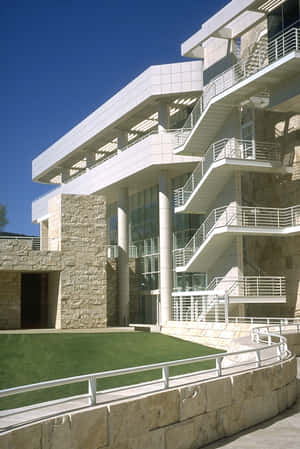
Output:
[
  {"xmin": 255, "ymin": 350, "xmax": 261, "ymax": 368},
  {"xmin": 216, "ymin": 357, "xmax": 223, "ymax": 377},
  {"xmin": 268, "ymin": 334, "xmax": 272, "ymax": 346},
  {"xmin": 276, "ymin": 345, "xmax": 282, "ymax": 361},
  {"xmin": 215, "ymin": 299, "xmax": 219, "ymax": 322},
  {"xmin": 180, "ymin": 296, "xmax": 183, "ymax": 322},
  {"xmin": 224, "ymin": 293, "xmax": 229, "ymax": 324},
  {"xmin": 162, "ymin": 366, "xmax": 169, "ymax": 389},
  {"xmin": 88, "ymin": 377, "xmax": 97, "ymax": 406}
]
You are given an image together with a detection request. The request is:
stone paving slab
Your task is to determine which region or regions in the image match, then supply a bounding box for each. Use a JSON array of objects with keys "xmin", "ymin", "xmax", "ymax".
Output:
[{"xmin": 204, "ymin": 398, "xmax": 300, "ymax": 449}]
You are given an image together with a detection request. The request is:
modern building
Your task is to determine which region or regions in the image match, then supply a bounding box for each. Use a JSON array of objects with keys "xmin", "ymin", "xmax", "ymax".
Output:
[{"xmin": 1, "ymin": 0, "xmax": 300, "ymax": 330}]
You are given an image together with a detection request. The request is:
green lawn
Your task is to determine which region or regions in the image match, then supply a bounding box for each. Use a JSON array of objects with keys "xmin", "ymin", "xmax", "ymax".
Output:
[{"xmin": 0, "ymin": 332, "xmax": 222, "ymax": 410}]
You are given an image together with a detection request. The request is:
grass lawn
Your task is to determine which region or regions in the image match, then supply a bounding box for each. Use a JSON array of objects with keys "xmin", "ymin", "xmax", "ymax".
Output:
[{"xmin": 0, "ymin": 332, "xmax": 222, "ymax": 410}]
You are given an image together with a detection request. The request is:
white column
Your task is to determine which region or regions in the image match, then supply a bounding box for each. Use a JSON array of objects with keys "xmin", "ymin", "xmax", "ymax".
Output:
[
  {"xmin": 159, "ymin": 171, "xmax": 173, "ymax": 326},
  {"xmin": 117, "ymin": 131, "xmax": 128, "ymax": 153},
  {"xmin": 158, "ymin": 102, "xmax": 169, "ymax": 133},
  {"xmin": 118, "ymin": 187, "xmax": 129, "ymax": 325}
]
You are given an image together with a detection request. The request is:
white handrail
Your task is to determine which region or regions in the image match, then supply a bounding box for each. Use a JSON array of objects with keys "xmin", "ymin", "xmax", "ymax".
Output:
[
  {"xmin": 0, "ymin": 320, "xmax": 296, "ymax": 414},
  {"xmin": 175, "ymin": 27, "xmax": 300, "ymax": 148},
  {"xmin": 174, "ymin": 138, "xmax": 281, "ymax": 208},
  {"xmin": 174, "ymin": 203, "xmax": 300, "ymax": 268}
]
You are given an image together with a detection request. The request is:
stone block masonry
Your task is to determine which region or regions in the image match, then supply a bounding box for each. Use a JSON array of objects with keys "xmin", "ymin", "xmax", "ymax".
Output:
[
  {"xmin": 0, "ymin": 193, "xmax": 111, "ymax": 330},
  {"xmin": 0, "ymin": 356, "xmax": 296, "ymax": 449}
]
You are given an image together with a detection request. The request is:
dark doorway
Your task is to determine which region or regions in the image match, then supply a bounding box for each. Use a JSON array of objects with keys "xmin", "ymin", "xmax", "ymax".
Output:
[{"xmin": 21, "ymin": 273, "xmax": 48, "ymax": 328}]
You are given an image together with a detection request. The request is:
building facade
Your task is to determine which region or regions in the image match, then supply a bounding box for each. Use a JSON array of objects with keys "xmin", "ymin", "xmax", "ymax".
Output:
[{"xmin": 1, "ymin": 0, "xmax": 300, "ymax": 329}]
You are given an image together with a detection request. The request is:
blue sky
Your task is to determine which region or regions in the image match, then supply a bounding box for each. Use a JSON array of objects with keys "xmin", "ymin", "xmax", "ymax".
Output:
[{"xmin": 1, "ymin": 0, "xmax": 228, "ymax": 235}]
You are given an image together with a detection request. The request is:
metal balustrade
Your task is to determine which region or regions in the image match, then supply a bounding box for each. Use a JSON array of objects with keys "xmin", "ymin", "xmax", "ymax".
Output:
[
  {"xmin": 0, "ymin": 318, "xmax": 296, "ymax": 423},
  {"xmin": 174, "ymin": 204, "xmax": 300, "ymax": 268},
  {"xmin": 106, "ymin": 245, "xmax": 138, "ymax": 259},
  {"xmin": 175, "ymin": 27, "xmax": 300, "ymax": 148},
  {"xmin": 171, "ymin": 276, "xmax": 285, "ymax": 322},
  {"xmin": 174, "ymin": 138, "xmax": 281, "ymax": 208},
  {"xmin": 172, "ymin": 292, "xmax": 226, "ymax": 322}
]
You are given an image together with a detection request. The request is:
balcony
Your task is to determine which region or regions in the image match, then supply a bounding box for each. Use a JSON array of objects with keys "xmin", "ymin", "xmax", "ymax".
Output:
[
  {"xmin": 174, "ymin": 138, "xmax": 285, "ymax": 214},
  {"xmin": 175, "ymin": 27, "xmax": 300, "ymax": 156},
  {"xmin": 174, "ymin": 204, "xmax": 300, "ymax": 272},
  {"xmin": 171, "ymin": 276, "xmax": 286, "ymax": 321}
]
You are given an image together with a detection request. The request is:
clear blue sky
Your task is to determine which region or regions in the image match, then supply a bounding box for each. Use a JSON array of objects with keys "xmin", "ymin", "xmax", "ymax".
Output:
[{"xmin": 1, "ymin": 0, "xmax": 228, "ymax": 235}]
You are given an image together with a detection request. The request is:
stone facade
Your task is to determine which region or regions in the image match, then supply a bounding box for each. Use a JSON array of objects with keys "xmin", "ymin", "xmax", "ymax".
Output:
[
  {"xmin": 241, "ymin": 108, "xmax": 300, "ymax": 317},
  {"xmin": 58, "ymin": 194, "xmax": 108, "ymax": 328},
  {"xmin": 0, "ymin": 193, "xmax": 112, "ymax": 330},
  {"xmin": 0, "ymin": 272, "xmax": 21, "ymax": 329},
  {"xmin": 0, "ymin": 355, "xmax": 296, "ymax": 449}
]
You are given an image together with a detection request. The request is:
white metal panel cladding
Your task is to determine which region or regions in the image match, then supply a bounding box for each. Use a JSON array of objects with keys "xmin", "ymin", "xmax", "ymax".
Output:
[{"xmin": 32, "ymin": 61, "xmax": 203, "ymax": 181}]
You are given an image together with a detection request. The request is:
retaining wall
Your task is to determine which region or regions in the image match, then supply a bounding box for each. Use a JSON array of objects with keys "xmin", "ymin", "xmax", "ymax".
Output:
[
  {"xmin": 0, "ymin": 356, "xmax": 297, "ymax": 449},
  {"xmin": 162, "ymin": 321, "xmax": 253, "ymax": 349}
]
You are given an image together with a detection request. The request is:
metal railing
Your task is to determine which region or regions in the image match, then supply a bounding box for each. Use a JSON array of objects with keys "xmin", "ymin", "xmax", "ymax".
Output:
[
  {"xmin": 0, "ymin": 320, "xmax": 295, "ymax": 418},
  {"xmin": 174, "ymin": 138, "xmax": 281, "ymax": 208},
  {"xmin": 171, "ymin": 276, "xmax": 285, "ymax": 322},
  {"xmin": 172, "ymin": 292, "xmax": 227, "ymax": 322},
  {"xmin": 174, "ymin": 204, "xmax": 300, "ymax": 268},
  {"xmin": 106, "ymin": 245, "xmax": 138, "ymax": 259},
  {"xmin": 0, "ymin": 236, "xmax": 41, "ymax": 251},
  {"xmin": 175, "ymin": 27, "xmax": 300, "ymax": 148}
]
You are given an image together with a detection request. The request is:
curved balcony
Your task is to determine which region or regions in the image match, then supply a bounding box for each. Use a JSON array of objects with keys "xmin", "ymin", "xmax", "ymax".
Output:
[
  {"xmin": 174, "ymin": 204, "xmax": 300, "ymax": 272},
  {"xmin": 174, "ymin": 138, "xmax": 284, "ymax": 214},
  {"xmin": 174, "ymin": 27, "xmax": 300, "ymax": 156}
]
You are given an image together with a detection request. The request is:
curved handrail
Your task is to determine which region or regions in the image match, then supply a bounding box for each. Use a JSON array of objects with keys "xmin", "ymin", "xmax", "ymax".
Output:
[
  {"xmin": 174, "ymin": 203, "xmax": 300, "ymax": 268},
  {"xmin": 175, "ymin": 27, "xmax": 300, "ymax": 149},
  {"xmin": 174, "ymin": 138, "xmax": 281, "ymax": 209},
  {"xmin": 0, "ymin": 319, "xmax": 297, "ymax": 425}
]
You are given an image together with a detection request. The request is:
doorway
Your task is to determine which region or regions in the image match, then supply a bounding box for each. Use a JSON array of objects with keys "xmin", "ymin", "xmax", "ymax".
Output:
[{"xmin": 21, "ymin": 273, "xmax": 48, "ymax": 328}]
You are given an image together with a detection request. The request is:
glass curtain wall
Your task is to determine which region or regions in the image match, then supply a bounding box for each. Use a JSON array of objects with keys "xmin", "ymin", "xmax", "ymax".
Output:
[{"xmin": 106, "ymin": 176, "xmax": 208, "ymax": 299}]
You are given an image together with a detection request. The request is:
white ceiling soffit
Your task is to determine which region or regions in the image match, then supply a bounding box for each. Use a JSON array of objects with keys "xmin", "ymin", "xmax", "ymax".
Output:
[
  {"xmin": 258, "ymin": 0, "xmax": 287, "ymax": 12},
  {"xmin": 181, "ymin": 0, "xmax": 268, "ymax": 58}
]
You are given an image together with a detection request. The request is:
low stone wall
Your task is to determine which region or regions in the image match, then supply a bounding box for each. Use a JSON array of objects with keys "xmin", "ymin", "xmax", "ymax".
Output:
[
  {"xmin": 162, "ymin": 321, "xmax": 253, "ymax": 349},
  {"xmin": 0, "ymin": 356, "xmax": 297, "ymax": 449}
]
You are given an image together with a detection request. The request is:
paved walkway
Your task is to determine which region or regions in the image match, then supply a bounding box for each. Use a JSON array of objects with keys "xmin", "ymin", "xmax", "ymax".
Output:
[
  {"xmin": 204, "ymin": 397, "xmax": 300, "ymax": 449},
  {"xmin": 204, "ymin": 360, "xmax": 300, "ymax": 449}
]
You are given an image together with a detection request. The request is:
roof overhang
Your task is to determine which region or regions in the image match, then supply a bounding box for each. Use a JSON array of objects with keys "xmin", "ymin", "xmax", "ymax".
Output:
[{"xmin": 181, "ymin": 0, "xmax": 288, "ymax": 58}]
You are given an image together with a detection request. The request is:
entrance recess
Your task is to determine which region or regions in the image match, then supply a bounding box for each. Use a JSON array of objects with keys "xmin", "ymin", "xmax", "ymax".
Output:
[{"xmin": 21, "ymin": 273, "xmax": 48, "ymax": 328}]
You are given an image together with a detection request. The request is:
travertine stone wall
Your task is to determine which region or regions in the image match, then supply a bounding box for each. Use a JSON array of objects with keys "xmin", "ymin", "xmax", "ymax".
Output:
[
  {"xmin": 0, "ymin": 356, "xmax": 296, "ymax": 449},
  {"xmin": 163, "ymin": 322, "xmax": 253, "ymax": 350},
  {"xmin": 58, "ymin": 194, "xmax": 108, "ymax": 329},
  {"xmin": 241, "ymin": 109, "xmax": 300, "ymax": 317},
  {"xmin": 0, "ymin": 193, "xmax": 109, "ymax": 329},
  {"xmin": 0, "ymin": 272, "xmax": 21, "ymax": 329},
  {"xmin": 0, "ymin": 239, "xmax": 62, "ymax": 329}
]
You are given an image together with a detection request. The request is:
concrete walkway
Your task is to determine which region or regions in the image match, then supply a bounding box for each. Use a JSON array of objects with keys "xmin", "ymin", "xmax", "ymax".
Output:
[
  {"xmin": 204, "ymin": 359, "xmax": 300, "ymax": 449},
  {"xmin": 204, "ymin": 398, "xmax": 300, "ymax": 449}
]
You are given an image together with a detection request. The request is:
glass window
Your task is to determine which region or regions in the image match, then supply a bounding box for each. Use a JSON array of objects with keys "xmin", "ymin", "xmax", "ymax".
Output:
[
  {"xmin": 268, "ymin": 5, "xmax": 283, "ymax": 40},
  {"xmin": 283, "ymin": 0, "xmax": 299, "ymax": 29}
]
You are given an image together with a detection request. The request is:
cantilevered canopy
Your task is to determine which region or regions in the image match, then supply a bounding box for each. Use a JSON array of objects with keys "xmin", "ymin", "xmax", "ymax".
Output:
[
  {"xmin": 32, "ymin": 61, "xmax": 203, "ymax": 184},
  {"xmin": 181, "ymin": 0, "xmax": 288, "ymax": 58}
]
